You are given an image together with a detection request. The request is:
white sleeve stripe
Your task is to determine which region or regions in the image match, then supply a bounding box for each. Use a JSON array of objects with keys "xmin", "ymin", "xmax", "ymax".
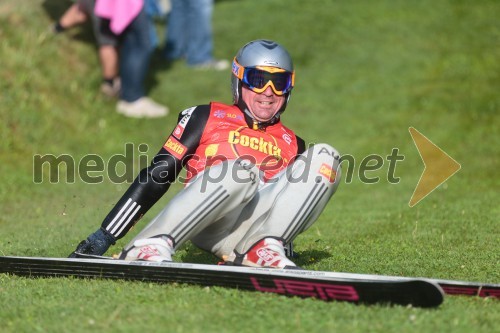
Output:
[
  {"xmin": 114, "ymin": 204, "xmax": 142, "ymax": 237},
  {"xmin": 109, "ymin": 201, "xmax": 138, "ymax": 235},
  {"xmin": 105, "ymin": 198, "xmax": 132, "ymax": 232}
]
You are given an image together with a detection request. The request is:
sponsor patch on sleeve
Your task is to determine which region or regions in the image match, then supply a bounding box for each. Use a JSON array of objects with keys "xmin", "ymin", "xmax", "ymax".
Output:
[
  {"xmin": 163, "ymin": 136, "xmax": 187, "ymax": 160},
  {"xmin": 319, "ymin": 163, "xmax": 337, "ymax": 183},
  {"xmin": 172, "ymin": 124, "xmax": 185, "ymax": 139},
  {"xmin": 173, "ymin": 107, "xmax": 195, "ymax": 139}
]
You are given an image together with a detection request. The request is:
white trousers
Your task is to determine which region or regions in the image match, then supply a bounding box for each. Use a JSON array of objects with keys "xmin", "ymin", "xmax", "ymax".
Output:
[{"xmin": 124, "ymin": 143, "xmax": 341, "ymax": 258}]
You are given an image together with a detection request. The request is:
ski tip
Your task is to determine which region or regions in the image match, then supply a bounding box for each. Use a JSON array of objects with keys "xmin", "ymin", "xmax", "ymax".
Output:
[
  {"xmin": 360, "ymin": 279, "xmax": 444, "ymax": 308},
  {"xmin": 407, "ymin": 279, "xmax": 445, "ymax": 308}
]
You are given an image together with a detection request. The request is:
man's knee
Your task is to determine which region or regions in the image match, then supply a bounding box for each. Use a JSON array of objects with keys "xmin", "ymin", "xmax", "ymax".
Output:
[
  {"xmin": 286, "ymin": 143, "xmax": 340, "ymax": 184},
  {"xmin": 310, "ymin": 143, "xmax": 340, "ymax": 163},
  {"xmin": 309, "ymin": 143, "xmax": 341, "ymax": 187}
]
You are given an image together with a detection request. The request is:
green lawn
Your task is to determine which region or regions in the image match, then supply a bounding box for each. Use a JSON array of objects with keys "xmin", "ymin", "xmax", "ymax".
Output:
[{"xmin": 1, "ymin": 0, "xmax": 498, "ymax": 332}]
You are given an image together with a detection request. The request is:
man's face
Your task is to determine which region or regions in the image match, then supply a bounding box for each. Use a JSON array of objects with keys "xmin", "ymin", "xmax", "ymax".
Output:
[{"xmin": 241, "ymin": 85, "xmax": 285, "ymax": 122}]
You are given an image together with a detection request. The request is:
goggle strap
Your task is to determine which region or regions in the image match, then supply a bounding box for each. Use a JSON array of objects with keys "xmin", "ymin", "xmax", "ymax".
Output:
[{"xmin": 232, "ymin": 58, "xmax": 245, "ymax": 80}]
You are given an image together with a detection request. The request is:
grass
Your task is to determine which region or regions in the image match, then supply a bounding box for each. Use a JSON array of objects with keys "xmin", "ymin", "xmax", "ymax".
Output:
[{"xmin": 1, "ymin": 0, "xmax": 499, "ymax": 332}]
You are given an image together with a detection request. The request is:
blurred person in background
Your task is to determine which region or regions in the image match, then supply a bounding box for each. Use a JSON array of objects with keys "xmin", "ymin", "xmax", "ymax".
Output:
[
  {"xmin": 54, "ymin": 0, "xmax": 168, "ymax": 118},
  {"xmin": 164, "ymin": 0, "xmax": 229, "ymax": 70},
  {"xmin": 54, "ymin": 0, "xmax": 120, "ymax": 98}
]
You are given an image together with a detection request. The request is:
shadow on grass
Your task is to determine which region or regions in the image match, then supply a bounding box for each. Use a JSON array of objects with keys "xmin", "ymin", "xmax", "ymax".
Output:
[
  {"xmin": 41, "ymin": 0, "xmax": 72, "ymax": 22},
  {"xmin": 294, "ymin": 249, "xmax": 332, "ymax": 267},
  {"xmin": 41, "ymin": 0, "xmax": 96, "ymax": 45},
  {"xmin": 145, "ymin": 48, "xmax": 174, "ymax": 94},
  {"xmin": 177, "ymin": 243, "xmax": 332, "ymax": 268},
  {"xmin": 178, "ymin": 243, "xmax": 220, "ymax": 265}
]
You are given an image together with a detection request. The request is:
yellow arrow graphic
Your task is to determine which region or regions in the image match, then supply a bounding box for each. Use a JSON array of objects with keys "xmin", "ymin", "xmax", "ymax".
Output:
[{"xmin": 409, "ymin": 127, "xmax": 461, "ymax": 207}]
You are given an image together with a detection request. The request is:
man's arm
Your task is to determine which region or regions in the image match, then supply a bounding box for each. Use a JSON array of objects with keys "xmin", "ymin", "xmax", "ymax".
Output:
[
  {"xmin": 296, "ymin": 135, "xmax": 306, "ymax": 155},
  {"xmin": 100, "ymin": 105, "xmax": 211, "ymax": 240}
]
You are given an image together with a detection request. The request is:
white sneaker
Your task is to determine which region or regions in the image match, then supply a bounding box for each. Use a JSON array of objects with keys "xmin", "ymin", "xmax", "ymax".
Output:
[
  {"xmin": 191, "ymin": 59, "xmax": 230, "ymax": 71},
  {"xmin": 100, "ymin": 77, "xmax": 121, "ymax": 98},
  {"xmin": 120, "ymin": 238, "xmax": 174, "ymax": 262},
  {"xmin": 116, "ymin": 97, "xmax": 169, "ymax": 118}
]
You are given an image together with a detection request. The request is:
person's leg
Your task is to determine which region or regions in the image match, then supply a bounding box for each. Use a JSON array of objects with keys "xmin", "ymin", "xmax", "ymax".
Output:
[
  {"xmin": 98, "ymin": 45, "xmax": 120, "ymax": 97},
  {"xmin": 117, "ymin": 6, "xmax": 168, "ymax": 117},
  {"xmin": 221, "ymin": 144, "xmax": 341, "ymax": 268},
  {"xmin": 99, "ymin": 45, "xmax": 119, "ymax": 79},
  {"xmin": 76, "ymin": 0, "xmax": 121, "ymax": 97},
  {"xmin": 184, "ymin": 0, "xmax": 213, "ymax": 65},
  {"xmin": 119, "ymin": 8, "xmax": 154, "ymax": 102},
  {"xmin": 120, "ymin": 160, "xmax": 259, "ymax": 261},
  {"xmin": 163, "ymin": 0, "xmax": 188, "ymax": 61}
]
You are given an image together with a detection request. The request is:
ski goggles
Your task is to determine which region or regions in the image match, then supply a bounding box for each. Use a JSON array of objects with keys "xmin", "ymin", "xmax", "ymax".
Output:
[{"xmin": 232, "ymin": 58, "xmax": 295, "ymax": 95}]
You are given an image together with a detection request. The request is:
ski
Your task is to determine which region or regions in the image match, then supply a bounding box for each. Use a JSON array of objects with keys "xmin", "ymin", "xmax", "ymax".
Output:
[
  {"xmin": 72, "ymin": 254, "xmax": 500, "ymax": 299},
  {"xmin": 317, "ymin": 271, "xmax": 500, "ymax": 299},
  {"xmin": 0, "ymin": 255, "xmax": 443, "ymax": 308}
]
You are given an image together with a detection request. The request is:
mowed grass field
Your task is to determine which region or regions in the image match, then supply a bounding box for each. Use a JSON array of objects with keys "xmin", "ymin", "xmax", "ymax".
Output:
[{"xmin": 1, "ymin": 0, "xmax": 499, "ymax": 332}]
